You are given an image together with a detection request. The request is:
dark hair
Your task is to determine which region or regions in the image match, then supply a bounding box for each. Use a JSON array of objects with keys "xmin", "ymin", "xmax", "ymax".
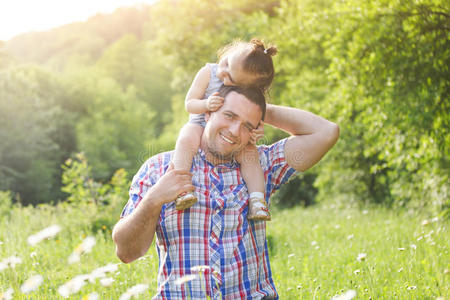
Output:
[
  {"xmin": 218, "ymin": 85, "xmax": 266, "ymax": 121},
  {"xmin": 218, "ymin": 38, "xmax": 277, "ymax": 92}
]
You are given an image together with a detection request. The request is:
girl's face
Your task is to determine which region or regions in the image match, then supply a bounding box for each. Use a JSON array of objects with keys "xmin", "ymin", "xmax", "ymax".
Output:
[{"xmin": 216, "ymin": 48, "xmax": 256, "ymax": 87}]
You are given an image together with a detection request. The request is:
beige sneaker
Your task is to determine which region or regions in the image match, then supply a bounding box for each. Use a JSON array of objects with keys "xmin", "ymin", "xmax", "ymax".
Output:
[
  {"xmin": 248, "ymin": 196, "xmax": 271, "ymax": 221},
  {"xmin": 175, "ymin": 192, "xmax": 197, "ymax": 210}
]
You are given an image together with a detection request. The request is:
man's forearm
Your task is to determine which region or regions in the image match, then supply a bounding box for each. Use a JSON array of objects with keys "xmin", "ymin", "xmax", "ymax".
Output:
[
  {"xmin": 265, "ymin": 103, "xmax": 333, "ymax": 136},
  {"xmin": 112, "ymin": 192, "xmax": 163, "ymax": 263},
  {"xmin": 264, "ymin": 103, "xmax": 339, "ymax": 172}
]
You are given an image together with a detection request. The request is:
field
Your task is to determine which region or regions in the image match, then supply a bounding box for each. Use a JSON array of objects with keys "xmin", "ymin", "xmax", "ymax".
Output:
[{"xmin": 0, "ymin": 204, "xmax": 448, "ymax": 299}]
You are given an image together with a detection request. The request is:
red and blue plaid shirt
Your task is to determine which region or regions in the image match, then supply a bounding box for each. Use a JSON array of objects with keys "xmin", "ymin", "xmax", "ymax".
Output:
[{"xmin": 121, "ymin": 139, "xmax": 297, "ymax": 299}]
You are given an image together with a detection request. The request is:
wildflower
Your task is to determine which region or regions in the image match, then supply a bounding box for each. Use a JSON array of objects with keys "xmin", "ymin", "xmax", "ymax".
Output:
[
  {"xmin": 353, "ymin": 269, "xmax": 360, "ymax": 275},
  {"xmin": 417, "ymin": 236, "xmax": 423, "ymax": 241},
  {"xmin": 444, "ymin": 269, "xmax": 449, "ymax": 275},
  {"xmin": 286, "ymin": 287, "xmax": 293, "ymax": 292},
  {"xmin": 100, "ymin": 277, "xmax": 114, "ymax": 287},
  {"xmin": 311, "ymin": 241, "xmax": 317, "ymax": 246},
  {"xmin": 21, "ymin": 275, "xmax": 43, "ymax": 294},
  {"xmin": 58, "ymin": 275, "xmax": 89, "ymax": 298},
  {"xmin": 398, "ymin": 248, "xmax": 405, "ymax": 251},
  {"xmin": 421, "ymin": 220, "xmax": 430, "ymax": 226},
  {"xmin": 30, "ymin": 252, "xmax": 37, "ymax": 258},
  {"xmin": 68, "ymin": 236, "xmax": 96, "ymax": 264},
  {"xmin": 0, "ymin": 241, "xmax": 3, "ymax": 245},
  {"xmin": 118, "ymin": 284, "xmax": 149, "ymax": 300},
  {"xmin": 27, "ymin": 225, "xmax": 61, "ymax": 246},
  {"xmin": 331, "ymin": 289, "xmax": 357, "ymax": 300},
  {"xmin": 0, "ymin": 288, "xmax": 13, "ymax": 300},
  {"xmin": 82, "ymin": 292, "xmax": 99, "ymax": 300},
  {"xmin": 398, "ymin": 267, "xmax": 403, "ymax": 272},
  {"xmin": 362, "ymin": 210, "xmax": 368, "ymax": 215},
  {"xmin": 410, "ymin": 244, "xmax": 417, "ymax": 250},
  {"xmin": 0, "ymin": 256, "xmax": 22, "ymax": 271},
  {"xmin": 356, "ymin": 253, "xmax": 367, "ymax": 262},
  {"xmin": 347, "ymin": 234, "xmax": 354, "ymax": 240},
  {"xmin": 288, "ymin": 253, "xmax": 295, "ymax": 258},
  {"xmin": 175, "ymin": 274, "xmax": 197, "ymax": 286},
  {"xmin": 334, "ymin": 224, "xmax": 341, "ymax": 229},
  {"xmin": 191, "ymin": 265, "xmax": 210, "ymax": 273},
  {"xmin": 407, "ymin": 286, "xmax": 417, "ymax": 290},
  {"xmin": 289, "ymin": 266, "xmax": 295, "ymax": 271},
  {"xmin": 431, "ymin": 217, "xmax": 439, "ymax": 222},
  {"xmin": 89, "ymin": 263, "xmax": 119, "ymax": 282}
]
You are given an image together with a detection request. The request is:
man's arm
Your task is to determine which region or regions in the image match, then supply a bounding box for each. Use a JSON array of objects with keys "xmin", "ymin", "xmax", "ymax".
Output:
[
  {"xmin": 264, "ymin": 104, "xmax": 339, "ymax": 172},
  {"xmin": 112, "ymin": 166, "xmax": 194, "ymax": 263}
]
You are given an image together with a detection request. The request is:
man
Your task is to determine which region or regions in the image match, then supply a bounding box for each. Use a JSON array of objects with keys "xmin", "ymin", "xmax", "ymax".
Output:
[{"xmin": 112, "ymin": 85, "xmax": 339, "ymax": 299}]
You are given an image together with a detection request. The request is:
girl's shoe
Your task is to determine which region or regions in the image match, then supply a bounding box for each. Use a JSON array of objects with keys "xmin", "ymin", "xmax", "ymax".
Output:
[
  {"xmin": 175, "ymin": 192, "xmax": 197, "ymax": 210},
  {"xmin": 248, "ymin": 196, "xmax": 271, "ymax": 221}
]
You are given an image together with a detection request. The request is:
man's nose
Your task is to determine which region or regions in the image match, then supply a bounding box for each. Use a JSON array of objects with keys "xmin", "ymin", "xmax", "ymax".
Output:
[{"xmin": 228, "ymin": 120, "xmax": 241, "ymax": 136}]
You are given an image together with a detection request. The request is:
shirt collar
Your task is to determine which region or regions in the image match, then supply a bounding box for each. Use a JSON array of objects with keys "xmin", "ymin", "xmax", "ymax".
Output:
[{"xmin": 197, "ymin": 148, "xmax": 239, "ymax": 169}]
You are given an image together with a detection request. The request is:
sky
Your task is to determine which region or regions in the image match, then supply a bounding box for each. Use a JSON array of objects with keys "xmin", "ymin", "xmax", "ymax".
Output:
[{"xmin": 0, "ymin": 0, "xmax": 154, "ymax": 41}]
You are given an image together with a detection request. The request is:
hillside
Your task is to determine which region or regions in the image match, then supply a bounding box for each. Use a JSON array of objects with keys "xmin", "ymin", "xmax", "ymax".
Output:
[{"xmin": 1, "ymin": 5, "xmax": 152, "ymax": 67}]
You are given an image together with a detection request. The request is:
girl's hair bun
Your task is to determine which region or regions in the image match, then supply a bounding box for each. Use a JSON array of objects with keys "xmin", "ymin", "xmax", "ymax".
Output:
[
  {"xmin": 250, "ymin": 38, "xmax": 277, "ymax": 56},
  {"xmin": 264, "ymin": 46, "xmax": 278, "ymax": 57}
]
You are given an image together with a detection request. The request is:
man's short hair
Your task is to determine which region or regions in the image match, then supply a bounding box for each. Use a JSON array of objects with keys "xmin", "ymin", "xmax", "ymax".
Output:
[{"xmin": 218, "ymin": 85, "xmax": 266, "ymax": 121}]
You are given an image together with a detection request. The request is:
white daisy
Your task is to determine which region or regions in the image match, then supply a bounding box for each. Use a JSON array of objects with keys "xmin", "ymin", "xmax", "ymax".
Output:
[
  {"xmin": 20, "ymin": 275, "xmax": 43, "ymax": 294},
  {"xmin": 118, "ymin": 284, "xmax": 149, "ymax": 300},
  {"xmin": 27, "ymin": 225, "xmax": 61, "ymax": 246},
  {"xmin": 331, "ymin": 289, "xmax": 357, "ymax": 300}
]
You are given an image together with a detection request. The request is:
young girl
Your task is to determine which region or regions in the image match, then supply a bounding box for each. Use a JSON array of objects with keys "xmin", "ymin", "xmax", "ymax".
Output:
[{"xmin": 173, "ymin": 38, "xmax": 277, "ymax": 221}]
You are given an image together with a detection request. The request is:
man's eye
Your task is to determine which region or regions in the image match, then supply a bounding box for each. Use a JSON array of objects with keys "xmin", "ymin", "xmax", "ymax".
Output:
[{"xmin": 244, "ymin": 124, "xmax": 253, "ymax": 132}]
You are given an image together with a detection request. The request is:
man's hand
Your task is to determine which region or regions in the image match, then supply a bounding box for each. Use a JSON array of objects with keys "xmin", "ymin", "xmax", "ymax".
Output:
[
  {"xmin": 149, "ymin": 163, "xmax": 194, "ymax": 205},
  {"xmin": 249, "ymin": 121, "xmax": 265, "ymax": 145},
  {"xmin": 206, "ymin": 92, "xmax": 224, "ymax": 112}
]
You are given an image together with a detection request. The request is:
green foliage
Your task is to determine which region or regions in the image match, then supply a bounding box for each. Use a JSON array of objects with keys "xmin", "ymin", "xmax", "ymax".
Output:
[
  {"xmin": 0, "ymin": 0, "xmax": 448, "ymax": 209},
  {"xmin": 61, "ymin": 153, "xmax": 129, "ymax": 233},
  {"xmin": 272, "ymin": 174, "xmax": 318, "ymax": 208},
  {"xmin": 313, "ymin": 0, "xmax": 449, "ymax": 210},
  {"xmin": 0, "ymin": 190, "xmax": 12, "ymax": 216},
  {"xmin": 0, "ymin": 66, "xmax": 75, "ymax": 205}
]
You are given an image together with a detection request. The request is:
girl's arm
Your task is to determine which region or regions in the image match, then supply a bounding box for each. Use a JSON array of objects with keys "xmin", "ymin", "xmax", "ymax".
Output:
[{"xmin": 185, "ymin": 65, "xmax": 211, "ymax": 114}]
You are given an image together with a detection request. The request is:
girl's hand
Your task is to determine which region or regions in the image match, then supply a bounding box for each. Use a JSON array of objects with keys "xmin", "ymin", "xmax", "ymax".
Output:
[
  {"xmin": 250, "ymin": 121, "xmax": 265, "ymax": 145},
  {"xmin": 206, "ymin": 92, "xmax": 224, "ymax": 112},
  {"xmin": 150, "ymin": 163, "xmax": 194, "ymax": 204}
]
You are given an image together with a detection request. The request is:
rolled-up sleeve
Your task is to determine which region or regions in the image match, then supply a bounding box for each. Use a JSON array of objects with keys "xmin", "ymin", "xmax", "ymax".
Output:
[
  {"xmin": 120, "ymin": 160, "xmax": 155, "ymax": 218},
  {"xmin": 259, "ymin": 138, "xmax": 299, "ymax": 195}
]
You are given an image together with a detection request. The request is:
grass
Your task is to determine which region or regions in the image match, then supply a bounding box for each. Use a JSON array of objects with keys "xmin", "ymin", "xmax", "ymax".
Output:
[{"xmin": 0, "ymin": 204, "xmax": 448, "ymax": 299}]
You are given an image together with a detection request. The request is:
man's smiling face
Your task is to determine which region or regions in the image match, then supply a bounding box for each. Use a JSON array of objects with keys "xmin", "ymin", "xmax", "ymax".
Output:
[{"xmin": 203, "ymin": 91, "xmax": 262, "ymax": 164}]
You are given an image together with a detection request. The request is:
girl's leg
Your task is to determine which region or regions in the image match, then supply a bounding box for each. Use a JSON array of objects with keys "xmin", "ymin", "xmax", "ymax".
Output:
[
  {"xmin": 235, "ymin": 144, "xmax": 271, "ymax": 221},
  {"xmin": 172, "ymin": 123, "xmax": 204, "ymax": 210}
]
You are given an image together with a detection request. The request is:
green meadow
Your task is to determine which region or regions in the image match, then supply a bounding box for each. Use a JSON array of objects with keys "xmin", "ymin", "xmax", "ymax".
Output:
[
  {"xmin": 1, "ymin": 0, "xmax": 448, "ymax": 299},
  {"xmin": 0, "ymin": 204, "xmax": 447, "ymax": 299}
]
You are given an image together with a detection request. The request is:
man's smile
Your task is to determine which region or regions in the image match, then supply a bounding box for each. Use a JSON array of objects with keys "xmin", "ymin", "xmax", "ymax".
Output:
[{"xmin": 219, "ymin": 133, "xmax": 236, "ymax": 144}]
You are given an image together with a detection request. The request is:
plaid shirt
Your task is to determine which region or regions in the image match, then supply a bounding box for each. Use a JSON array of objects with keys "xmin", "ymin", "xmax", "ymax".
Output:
[{"xmin": 121, "ymin": 138, "xmax": 297, "ymax": 299}]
